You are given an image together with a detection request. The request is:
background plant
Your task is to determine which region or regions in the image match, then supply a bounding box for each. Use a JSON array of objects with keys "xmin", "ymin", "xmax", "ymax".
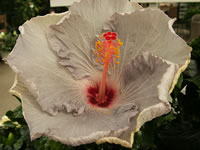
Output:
[
  {"xmin": 183, "ymin": 3, "xmax": 200, "ymax": 28},
  {"xmin": 0, "ymin": 31, "xmax": 18, "ymax": 52},
  {"xmin": 0, "ymin": 0, "xmax": 67, "ymax": 57},
  {"xmin": 0, "ymin": 0, "xmax": 49, "ymax": 31}
]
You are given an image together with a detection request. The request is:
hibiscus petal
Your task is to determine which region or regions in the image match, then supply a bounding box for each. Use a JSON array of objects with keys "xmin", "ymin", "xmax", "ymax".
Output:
[
  {"xmin": 11, "ymin": 76, "xmax": 138, "ymax": 146},
  {"xmin": 69, "ymin": 0, "xmax": 142, "ymax": 34},
  {"xmin": 48, "ymin": 14, "xmax": 97, "ymax": 79},
  {"xmin": 97, "ymin": 52, "xmax": 177, "ymax": 147},
  {"xmin": 6, "ymin": 13, "xmax": 88, "ymax": 115},
  {"xmin": 47, "ymin": 0, "xmax": 142, "ymax": 80},
  {"xmin": 103, "ymin": 8, "xmax": 191, "ymax": 79}
]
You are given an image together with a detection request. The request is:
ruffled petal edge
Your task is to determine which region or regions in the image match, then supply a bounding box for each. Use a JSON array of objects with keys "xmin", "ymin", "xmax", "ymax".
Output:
[{"xmin": 96, "ymin": 56, "xmax": 189, "ymax": 148}]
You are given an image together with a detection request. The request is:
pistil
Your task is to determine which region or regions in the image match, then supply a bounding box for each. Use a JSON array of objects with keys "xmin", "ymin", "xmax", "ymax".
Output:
[{"xmin": 94, "ymin": 32, "xmax": 122, "ymax": 103}]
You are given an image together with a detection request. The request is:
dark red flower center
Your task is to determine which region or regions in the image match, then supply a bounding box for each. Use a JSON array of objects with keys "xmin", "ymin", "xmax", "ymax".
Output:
[{"xmin": 87, "ymin": 84, "xmax": 116, "ymax": 108}]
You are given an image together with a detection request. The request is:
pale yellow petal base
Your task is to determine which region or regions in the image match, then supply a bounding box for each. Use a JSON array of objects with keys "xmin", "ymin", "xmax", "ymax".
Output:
[
  {"xmin": 9, "ymin": 75, "xmax": 21, "ymax": 98},
  {"xmin": 169, "ymin": 58, "xmax": 191, "ymax": 94},
  {"xmin": 96, "ymin": 132, "xmax": 134, "ymax": 148}
]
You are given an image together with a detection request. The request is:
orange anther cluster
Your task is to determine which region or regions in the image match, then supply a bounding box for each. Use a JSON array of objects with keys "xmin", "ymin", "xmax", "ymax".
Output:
[{"xmin": 95, "ymin": 32, "xmax": 122, "ymax": 67}]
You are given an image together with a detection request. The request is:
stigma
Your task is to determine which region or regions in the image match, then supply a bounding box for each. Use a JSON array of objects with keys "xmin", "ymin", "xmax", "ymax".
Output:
[{"xmin": 93, "ymin": 32, "xmax": 122, "ymax": 105}]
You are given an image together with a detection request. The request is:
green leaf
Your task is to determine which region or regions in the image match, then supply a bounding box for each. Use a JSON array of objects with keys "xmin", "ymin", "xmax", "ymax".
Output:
[
  {"xmin": 190, "ymin": 37, "xmax": 200, "ymax": 60},
  {"xmin": 5, "ymin": 105, "xmax": 25, "ymax": 125},
  {"xmin": 3, "ymin": 121, "xmax": 16, "ymax": 129},
  {"xmin": 184, "ymin": 60, "xmax": 198, "ymax": 78},
  {"xmin": 13, "ymin": 137, "xmax": 23, "ymax": 150},
  {"xmin": 5, "ymin": 111, "xmax": 14, "ymax": 121},
  {"xmin": 13, "ymin": 95, "xmax": 21, "ymax": 103},
  {"xmin": 3, "ymin": 145, "xmax": 12, "ymax": 150},
  {"xmin": 176, "ymin": 74, "xmax": 183, "ymax": 89},
  {"xmin": 6, "ymin": 132, "xmax": 14, "ymax": 146},
  {"xmin": 0, "ymin": 144, "xmax": 3, "ymax": 150},
  {"xmin": 185, "ymin": 75, "xmax": 200, "ymax": 89}
]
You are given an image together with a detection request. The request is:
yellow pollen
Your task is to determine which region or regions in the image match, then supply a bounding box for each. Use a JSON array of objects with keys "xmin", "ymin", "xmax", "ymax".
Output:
[{"xmin": 95, "ymin": 39, "xmax": 122, "ymax": 66}]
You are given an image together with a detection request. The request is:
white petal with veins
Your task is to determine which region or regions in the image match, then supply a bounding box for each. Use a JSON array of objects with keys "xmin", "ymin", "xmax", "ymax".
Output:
[
  {"xmin": 6, "ymin": 13, "xmax": 88, "ymax": 115},
  {"xmin": 103, "ymin": 8, "xmax": 191, "ymax": 77},
  {"xmin": 98, "ymin": 52, "xmax": 177, "ymax": 147},
  {"xmin": 11, "ymin": 76, "xmax": 138, "ymax": 146},
  {"xmin": 70, "ymin": 0, "xmax": 141, "ymax": 34}
]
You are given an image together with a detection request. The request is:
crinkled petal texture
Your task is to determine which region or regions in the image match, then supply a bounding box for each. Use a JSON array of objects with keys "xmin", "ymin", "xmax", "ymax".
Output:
[
  {"xmin": 48, "ymin": 0, "xmax": 142, "ymax": 80},
  {"xmin": 97, "ymin": 8, "xmax": 191, "ymax": 146},
  {"xmin": 12, "ymin": 76, "xmax": 139, "ymax": 146},
  {"xmin": 103, "ymin": 8, "xmax": 191, "ymax": 79},
  {"xmin": 11, "ymin": 52, "xmax": 175, "ymax": 147},
  {"xmin": 7, "ymin": 0, "xmax": 191, "ymax": 148},
  {"xmin": 7, "ymin": 13, "xmax": 90, "ymax": 116},
  {"xmin": 70, "ymin": 0, "xmax": 142, "ymax": 34}
]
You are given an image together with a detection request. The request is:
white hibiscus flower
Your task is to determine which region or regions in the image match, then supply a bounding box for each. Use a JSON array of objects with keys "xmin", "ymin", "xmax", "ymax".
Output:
[{"xmin": 6, "ymin": 0, "xmax": 191, "ymax": 148}]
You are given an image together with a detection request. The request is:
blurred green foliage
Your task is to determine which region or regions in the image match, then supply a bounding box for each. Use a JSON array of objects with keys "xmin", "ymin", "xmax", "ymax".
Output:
[
  {"xmin": 190, "ymin": 37, "xmax": 200, "ymax": 59},
  {"xmin": 0, "ymin": 0, "xmax": 50, "ymax": 31},
  {"xmin": 0, "ymin": 31, "xmax": 18, "ymax": 52},
  {"xmin": 0, "ymin": 0, "xmax": 67, "ymax": 55},
  {"xmin": 0, "ymin": 37, "xmax": 200, "ymax": 150},
  {"xmin": 0, "ymin": 0, "xmax": 68, "ymax": 31},
  {"xmin": 155, "ymin": 37, "xmax": 200, "ymax": 150},
  {"xmin": 183, "ymin": 3, "xmax": 200, "ymax": 28}
]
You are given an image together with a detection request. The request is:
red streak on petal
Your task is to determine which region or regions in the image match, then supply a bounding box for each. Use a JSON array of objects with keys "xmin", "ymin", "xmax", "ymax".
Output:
[{"xmin": 87, "ymin": 84, "xmax": 116, "ymax": 108}]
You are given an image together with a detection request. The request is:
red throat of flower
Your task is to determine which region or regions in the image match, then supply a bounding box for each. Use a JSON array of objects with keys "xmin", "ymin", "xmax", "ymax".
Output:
[{"xmin": 93, "ymin": 32, "xmax": 123, "ymax": 105}]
